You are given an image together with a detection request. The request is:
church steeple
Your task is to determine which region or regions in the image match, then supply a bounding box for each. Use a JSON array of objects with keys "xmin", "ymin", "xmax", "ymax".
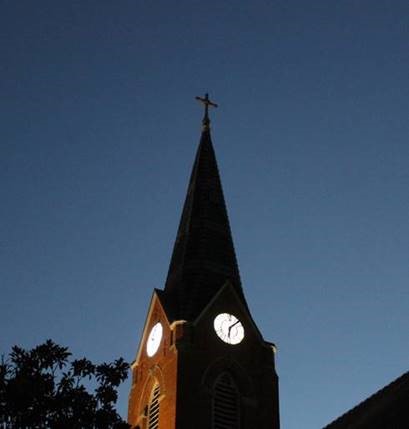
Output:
[
  {"xmin": 164, "ymin": 95, "xmax": 248, "ymax": 321},
  {"xmin": 128, "ymin": 97, "xmax": 280, "ymax": 429}
]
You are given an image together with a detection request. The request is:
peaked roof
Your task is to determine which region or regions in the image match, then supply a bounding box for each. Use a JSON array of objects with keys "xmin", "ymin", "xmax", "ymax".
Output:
[
  {"xmin": 324, "ymin": 371, "xmax": 409, "ymax": 428},
  {"xmin": 162, "ymin": 124, "xmax": 248, "ymax": 321}
]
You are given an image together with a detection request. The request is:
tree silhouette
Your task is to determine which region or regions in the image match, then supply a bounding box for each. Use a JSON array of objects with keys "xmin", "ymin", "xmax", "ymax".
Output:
[{"xmin": 0, "ymin": 340, "xmax": 130, "ymax": 428}]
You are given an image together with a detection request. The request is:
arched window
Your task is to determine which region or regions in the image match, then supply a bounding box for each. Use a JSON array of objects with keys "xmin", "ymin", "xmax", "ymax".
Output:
[
  {"xmin": 212, "ymin": 372, "xmax": 240, "ymax": 429},
  {"xmin": 147, "ymin": 383, "xmax": 160, "ymax": 429}
]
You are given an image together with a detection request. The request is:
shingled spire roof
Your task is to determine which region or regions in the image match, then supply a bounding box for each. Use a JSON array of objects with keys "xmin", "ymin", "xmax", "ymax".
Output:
[{"xmin": 162, "ymin": 96, "xmax": 248, "ymax": 321}]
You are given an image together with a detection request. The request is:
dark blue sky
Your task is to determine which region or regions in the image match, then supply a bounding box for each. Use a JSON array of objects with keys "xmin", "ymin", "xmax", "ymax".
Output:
[{"xmin": 2, "ymin": 1, "xmax": 409, "ymax": 428}]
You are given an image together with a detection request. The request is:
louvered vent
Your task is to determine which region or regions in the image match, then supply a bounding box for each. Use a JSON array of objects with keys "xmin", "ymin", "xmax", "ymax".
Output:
[
  {"xmin": 148, "ymin": 384, "xmax": 160, "ymax": 429},
  {"xmin": 213, "ymin": 372, "xmax": 240, "ymax": 429}
]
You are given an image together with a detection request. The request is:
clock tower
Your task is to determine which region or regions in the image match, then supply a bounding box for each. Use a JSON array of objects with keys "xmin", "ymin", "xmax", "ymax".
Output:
[{"xmin": 128, "ymin": 95, "xmax": 280, "ymax": 429}]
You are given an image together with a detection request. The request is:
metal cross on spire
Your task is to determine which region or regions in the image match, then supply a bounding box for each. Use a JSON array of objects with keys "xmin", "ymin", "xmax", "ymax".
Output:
[{"xmin": 195, "ymin": 93, "xmax": 218, "ymax": 130}]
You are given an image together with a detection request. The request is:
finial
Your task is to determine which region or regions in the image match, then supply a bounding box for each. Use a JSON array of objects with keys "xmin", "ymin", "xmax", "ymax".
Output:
[{"xmin": 195, "ymin": 93, "xmax": 218, "ymax": 131}]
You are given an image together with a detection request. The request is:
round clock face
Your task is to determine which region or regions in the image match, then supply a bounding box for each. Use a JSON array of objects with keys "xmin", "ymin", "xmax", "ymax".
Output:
[
  {"xmin": 146, "ymin": 322, "xmax": 163, "ymax": 357},
  {"xmin": 213, "ymin": 313, "xmax": 245, "ymax": 345}
]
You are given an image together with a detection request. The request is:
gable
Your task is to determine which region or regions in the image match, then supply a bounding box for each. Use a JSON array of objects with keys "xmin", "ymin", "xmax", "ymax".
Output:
[
  {"xmin": 132, "ymin": 289, "xmax": 172, "ymax": 367},
  {"xmin": 193, "ymin": 281, "xmax": 269, "ymax": 349}
]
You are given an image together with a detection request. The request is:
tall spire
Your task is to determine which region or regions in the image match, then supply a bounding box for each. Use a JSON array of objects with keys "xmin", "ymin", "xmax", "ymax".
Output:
[{"xmin": 163, "ymin": 95, "xmax": 248, "ymax": 321}]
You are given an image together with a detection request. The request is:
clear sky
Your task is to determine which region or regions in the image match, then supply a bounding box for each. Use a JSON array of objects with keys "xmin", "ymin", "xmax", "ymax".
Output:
[{"xmin": 1, "ymin": 1, "xmax": 408, "ymax": 428}]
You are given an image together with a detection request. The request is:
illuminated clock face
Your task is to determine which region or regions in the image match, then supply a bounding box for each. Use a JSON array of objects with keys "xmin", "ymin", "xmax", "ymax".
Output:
[
  {"xmin": 146, "ymin": 322, "xmax": 163, "ymax": 357},
  {"xmin": 213, "ymin": 313, "xmax": 245, "ymax": 345}
]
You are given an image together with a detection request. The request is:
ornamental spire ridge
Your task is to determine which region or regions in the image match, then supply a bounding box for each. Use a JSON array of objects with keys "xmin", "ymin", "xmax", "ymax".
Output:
[{"xmin": 195, "ymin": 93, "xmax": 218, "ymax": 131}]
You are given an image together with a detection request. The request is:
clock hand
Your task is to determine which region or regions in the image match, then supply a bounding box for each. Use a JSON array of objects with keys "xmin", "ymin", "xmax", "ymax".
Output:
[{"xmin": 228, "ymin": 320, "xmax": 240, "ymax": 336}]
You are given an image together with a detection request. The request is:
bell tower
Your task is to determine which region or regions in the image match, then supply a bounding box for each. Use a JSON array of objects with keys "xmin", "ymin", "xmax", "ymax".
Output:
[{"xmin": 128, "ymin": 95, "xmax": 280, "ymax": 429}]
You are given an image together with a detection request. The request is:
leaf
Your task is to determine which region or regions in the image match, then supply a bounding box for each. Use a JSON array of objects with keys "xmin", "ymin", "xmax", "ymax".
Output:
[{"xmin": 1, "ymin": 341, "xmax": 129, "ymax": 428}]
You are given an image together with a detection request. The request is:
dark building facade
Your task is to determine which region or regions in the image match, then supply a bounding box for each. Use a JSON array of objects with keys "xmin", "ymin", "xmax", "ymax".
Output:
[
  {"xmin": 324, "ymin": 371, "xmax": 409, "ymax": 429},
  {"xmin": 127, "ymin": 97, "xmax": 280, "ymax": 429}
]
